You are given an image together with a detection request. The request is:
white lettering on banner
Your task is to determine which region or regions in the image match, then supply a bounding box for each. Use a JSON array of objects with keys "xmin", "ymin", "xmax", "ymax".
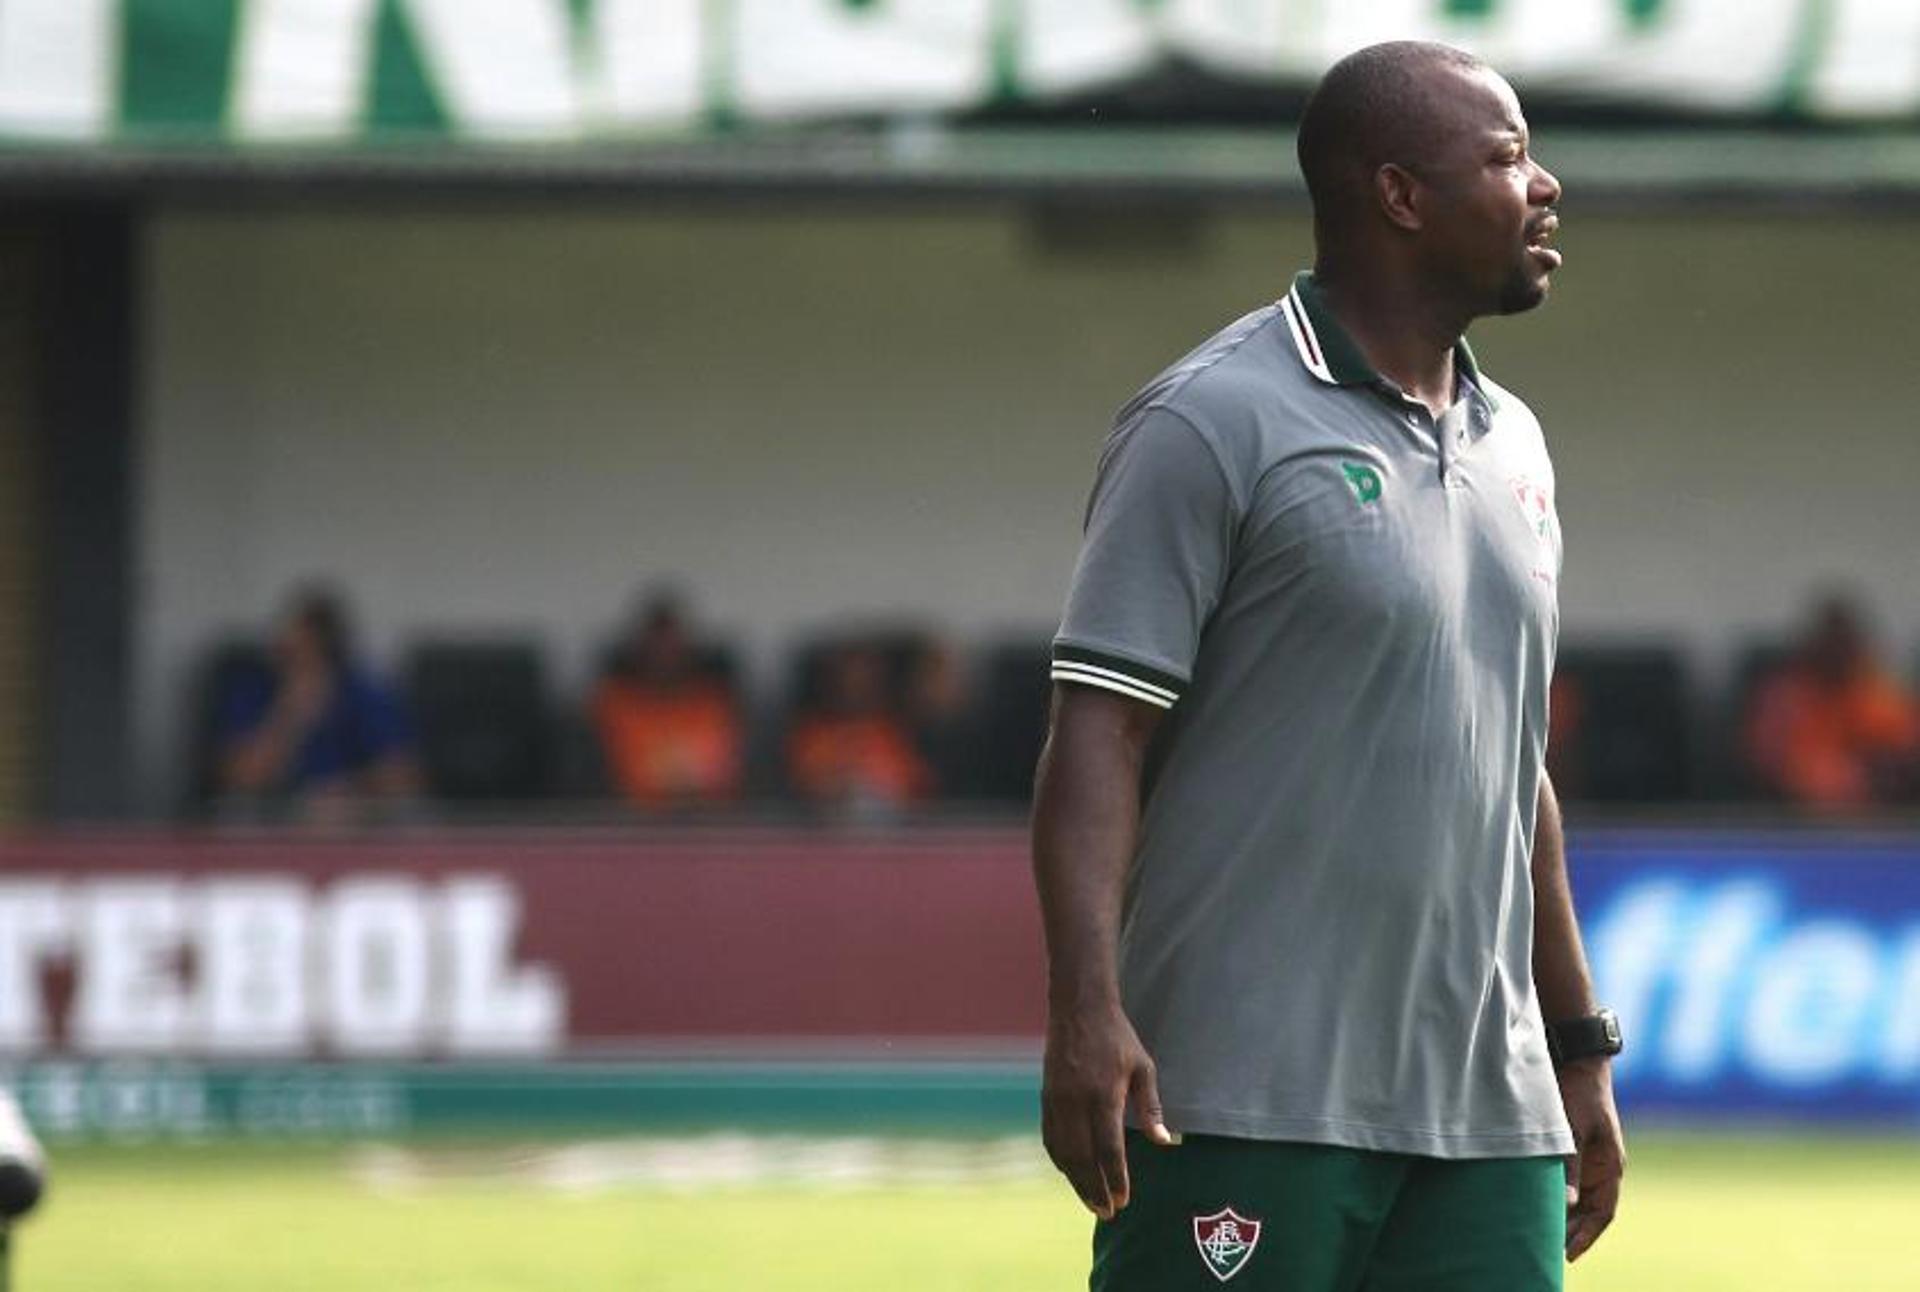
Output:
[
  {"xmin": 1584, "ymin": 0, "xmax": 1802, "ymax": 109},
  {"xmin": 72, "ymin": 881, "xmax": 189, "ymax": 1054},
  {"xmin": 1742, "ymin": 923, "xmax": 1882, "ymax": 1086},
  {"xmin": 0, "ymin": 874, "xmax": 565, "ymax": 1058},
  {"xmin": 233, "ymin": 0, "xmax": 382, "ymax": 141},
  {"xmin": 1588, "ymin": 876, "xmax": 1920, "ymax": 1092},
  {"xmin": 1657, "ymin": 882, "xmax": 1778, "ymax": 1082},
  {"xmin": 323, "ymin": 879, "xmax": 434, "ymax": 1056},
  {"xmin": 197, "ymin": 879, "xmax": 309, "ymax": 1055},
  {"xmin": 1016, "ymin": 0, "xmax": 1155, "ymax": 96},
  {"xmin": 735, "ymin": 0, "xmax": 993, "ymax": 119},
  {"xmin": 442, "ymin": 878, "xmax": 563, "ymax": 1054},
  {"xmin": 0, "ymin": 885, "xmax": 66, "ymax": 1049},
  {"xmin": 1462, "ymin": 0, "xmax": 1627, "ymax": 71},
  {"xmin": 588, "ymin": 0, "xmax": 705, "ymax": 131},
  {"xmin": 1162, "ymin": 0, "xmax": 1313, "ymax": 76},
  {"xmin": 239, "ymin": 0, "xmax": 582, "ymax": 140},
  {"xmin": 405, "ymin": 0, "xmax": 582, "ymax": 139},
  {"xmin": 1877, "ymin": 933, "xmax": 1920, "ymax": 1081},
  {"xmin": 1583, "ymin": 879, "xmax": 1688, "ymax": 1082},
  {"xmin": 1806, "ymin": 0, "xmax": 1920, "ymax": 117},
  {"xmin": 0, "ymin": 0, "xmax": 112, "ymax": 139},
  {"xmin": 179, "ymin": 0, "xmax": 1920, "ymax": 143}
]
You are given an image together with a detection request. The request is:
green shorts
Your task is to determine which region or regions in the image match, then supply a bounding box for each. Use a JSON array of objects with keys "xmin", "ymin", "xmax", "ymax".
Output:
[{"xmin": 1091, "ymin": 1132, "xmax": 1565, "ymax": 1291}]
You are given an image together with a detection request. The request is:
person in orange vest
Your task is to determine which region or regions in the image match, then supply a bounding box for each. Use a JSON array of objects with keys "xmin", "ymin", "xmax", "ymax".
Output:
[{"xmin": 1745, "ymin": 593, "xmax": 1920, "ymax": 811}]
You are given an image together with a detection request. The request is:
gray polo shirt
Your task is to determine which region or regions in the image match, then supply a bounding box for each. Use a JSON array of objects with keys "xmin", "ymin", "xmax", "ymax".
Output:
[{"xmin": 1052, "ymin": 272, "xmax": 1574, "ymax": 1159}]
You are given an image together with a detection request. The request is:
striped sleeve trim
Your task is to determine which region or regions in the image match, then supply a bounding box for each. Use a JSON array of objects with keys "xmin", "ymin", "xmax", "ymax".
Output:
[{"xmin": 1050, "ymin": 645, "xmax": 1184, "ymax": 710}]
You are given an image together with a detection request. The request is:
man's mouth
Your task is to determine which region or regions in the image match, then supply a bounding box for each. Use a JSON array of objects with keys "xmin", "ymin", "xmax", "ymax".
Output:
[{"xmin": 1526, "ymin": 215, "xmax": 1562, "ymax": 268}]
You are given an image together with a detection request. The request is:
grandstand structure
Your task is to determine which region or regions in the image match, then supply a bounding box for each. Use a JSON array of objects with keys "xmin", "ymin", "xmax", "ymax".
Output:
[
  {"xmin": 0, "ymin": 2, "xmax": 1915, "ymax": 1142},
  {"xmin": 0, "ymin": 3, "xmax": 1915, "ymax": 821}
]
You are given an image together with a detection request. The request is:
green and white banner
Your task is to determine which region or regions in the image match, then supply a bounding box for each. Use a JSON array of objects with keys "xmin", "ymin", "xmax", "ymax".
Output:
[{"xmin": 0, "ymin": 0, "xmax": 1914, "ymax": 148}]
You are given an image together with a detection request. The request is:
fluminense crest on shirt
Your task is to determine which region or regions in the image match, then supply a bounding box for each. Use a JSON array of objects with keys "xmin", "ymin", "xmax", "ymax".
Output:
[
  {"xmin": 1192, "ymin": 1207, "xmax": 1262, "ymax": 1282},
  {"xmin": 1509, "ymin": 475, "xmax": 1557, "ymax": 582},
  {"xmin": 1508, "ymin": 476, "xmax": 1551, "ymax": 539}
]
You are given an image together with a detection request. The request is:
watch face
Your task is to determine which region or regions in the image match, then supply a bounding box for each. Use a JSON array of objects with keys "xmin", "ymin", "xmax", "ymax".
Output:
[{"xmin": 1601, "ymin": 1012, "xmax": 1622, "ymax": 1049}]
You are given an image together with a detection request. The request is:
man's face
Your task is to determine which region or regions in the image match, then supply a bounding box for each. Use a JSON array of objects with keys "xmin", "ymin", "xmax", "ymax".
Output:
[
  {"xmin": 1410, "ymin": 68, "xmax": 1562, "ymax": 316},
  {"xmin": 275, "ymin": 613, "xmax": 328, "ymax": 676},
  {"xmin": 637, "ymin": 618, "xmax": 690, "ymax": 681}
]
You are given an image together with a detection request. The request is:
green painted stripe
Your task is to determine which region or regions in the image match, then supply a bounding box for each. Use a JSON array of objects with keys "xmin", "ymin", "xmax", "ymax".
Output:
[
  {"xmin": 703, "ymin": 0, "xmax": 740, "ymax": 134},
  {"xmin": 1624, "ymin": 0, "xmax": 1668, "ymax": 30},
  {"xmin": 121, "ymin": 0, "xmax": 240, "ymax": 136},
  {"xmin": 369, "ymin": 0, "xmax": 449, "ymax": 137},
  {"xmin": 1774, "ymin": 0, "xmax": 1833, "ymax": 118},
  {"xmin": 6, "ymin": 1061, "xmax": 1043, "ymax": 1141},
  {"xmin": 990, "ymin": 0, "xmax": 1021, "ymax": 106}
]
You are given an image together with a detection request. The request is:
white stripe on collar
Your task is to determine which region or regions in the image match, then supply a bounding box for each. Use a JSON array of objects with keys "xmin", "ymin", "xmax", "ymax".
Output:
[{"xmin": 1279, "ymin": 287, "xmax": 1336, "ymax": 385}]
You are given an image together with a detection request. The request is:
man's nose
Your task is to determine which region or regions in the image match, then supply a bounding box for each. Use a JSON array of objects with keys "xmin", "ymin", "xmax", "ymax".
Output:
[{"xmin": 1531, "ymin": 160, "xmax": 1562, "ymax": 207}]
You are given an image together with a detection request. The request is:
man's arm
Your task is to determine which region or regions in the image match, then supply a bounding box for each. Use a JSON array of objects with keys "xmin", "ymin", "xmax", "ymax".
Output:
[
  {"xmin": 1532, "ymin": 772, "xmax": 1626, "ymax": 1261},
  {"xmin": 1032, "ymin": 683, "xmax": 1175, "ymax": 1219},
  {"xmin": 219, "ymin": 668, "xmax": 330, "ymax": 794}
]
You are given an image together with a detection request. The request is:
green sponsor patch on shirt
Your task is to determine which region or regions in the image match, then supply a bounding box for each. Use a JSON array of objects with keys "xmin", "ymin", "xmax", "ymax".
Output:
[{"xmin": 1342, "ymin": 461, "xmax": 1382, "ymax": 504}]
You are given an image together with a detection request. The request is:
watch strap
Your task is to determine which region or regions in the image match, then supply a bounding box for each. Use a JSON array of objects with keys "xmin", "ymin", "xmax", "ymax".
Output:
[{"xmin": 1547, "ymin": 1008, "xmax": 1623, "ymax": 1066}]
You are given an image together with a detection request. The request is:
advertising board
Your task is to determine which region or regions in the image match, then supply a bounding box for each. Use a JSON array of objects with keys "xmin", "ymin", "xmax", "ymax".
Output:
[
  {"xmin": 1579, "ymin": 831, "xmax": 1920, "ymax": 1122},
  {"xmin": 1, "ymin": 828, "xmax": 1916, "ymax": 1136}
]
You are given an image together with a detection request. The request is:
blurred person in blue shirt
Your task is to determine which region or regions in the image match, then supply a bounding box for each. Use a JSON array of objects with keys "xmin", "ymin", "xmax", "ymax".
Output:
[{"xmin": 215, "ymin": 585, "xmax": 420, "ymax": 820}]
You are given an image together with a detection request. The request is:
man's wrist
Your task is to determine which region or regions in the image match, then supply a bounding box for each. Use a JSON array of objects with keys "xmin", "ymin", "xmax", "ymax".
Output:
[
  {"xmin": 1046, "ymin": 973, "xmax": 1122, "ymax": 1016},
  {"xmin": 1547, "ymin": 1007, "xmax": 1624, "ymax": 1067}
]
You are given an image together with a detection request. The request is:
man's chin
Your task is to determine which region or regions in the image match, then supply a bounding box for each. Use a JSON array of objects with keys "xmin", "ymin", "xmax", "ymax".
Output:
[{"xmin": 1497, "ymin": 274, "xmax": 1551, "ymax": 316}]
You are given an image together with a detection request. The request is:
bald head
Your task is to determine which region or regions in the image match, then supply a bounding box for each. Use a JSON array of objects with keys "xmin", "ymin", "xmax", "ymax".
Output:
[{"xmin": 1296, "ymin": 41, "xmax": 1493, "ymax": 232}]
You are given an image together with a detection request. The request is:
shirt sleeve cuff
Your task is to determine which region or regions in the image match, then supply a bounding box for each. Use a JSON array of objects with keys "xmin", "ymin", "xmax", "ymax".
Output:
[{"xmin": 1049, "ymin": 644, "xmax": 1185, "ymax": 710}]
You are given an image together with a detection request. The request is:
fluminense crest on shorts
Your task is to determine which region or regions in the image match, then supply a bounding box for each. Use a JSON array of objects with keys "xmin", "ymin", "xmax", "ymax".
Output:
[{"xmin": 1192, "ymin": 1207, "xmax": 1262, "ymax": 1282}]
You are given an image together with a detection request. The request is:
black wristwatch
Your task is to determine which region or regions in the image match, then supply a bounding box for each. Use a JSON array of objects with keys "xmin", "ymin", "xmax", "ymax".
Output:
[{"xmin": 1546, "ymin": 1008, "xmax": 1623, "ymax": 1067}]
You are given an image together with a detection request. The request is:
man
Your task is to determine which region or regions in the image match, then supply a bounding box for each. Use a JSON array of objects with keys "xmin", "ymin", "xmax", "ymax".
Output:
[
  {"xmin": 593, "ymin": 589, "xmax": 744, "ymax": 809},
  {"xmin": 217, "ymin": 584, "xmax": 420, "ymax": 820},
  {"xmin": 1744, "ymin": 591, "xmax": 1920, "ymax": 811},
  {"xmin": 1032, "ymin": 42, "xmax": 1625, "ymax": 1290}
]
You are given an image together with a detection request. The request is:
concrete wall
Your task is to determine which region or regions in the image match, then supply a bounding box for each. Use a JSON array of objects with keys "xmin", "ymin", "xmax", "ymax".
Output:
[{"xmin": 138, "ymin": 205, "xmax": 1920, "ymax": 806}]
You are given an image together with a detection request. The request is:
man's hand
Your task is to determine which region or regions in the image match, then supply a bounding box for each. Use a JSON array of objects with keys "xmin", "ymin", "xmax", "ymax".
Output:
[
  {"xmin": 1559, "ymin": 1058, "xmax": 1625, "ymax": 1261},
  {"xmin": 1041, "ymin": 1001, "xmax": 1175, "ymax": 1219},
  {"xmin": 277, "ymin": 659, "xmax": 335, "ymax": 730}
]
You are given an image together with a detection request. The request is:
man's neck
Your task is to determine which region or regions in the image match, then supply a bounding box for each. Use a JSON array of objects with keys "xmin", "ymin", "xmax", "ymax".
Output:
[{"xmin": 1311, "ymin": 268, "xmax": 1470, "ymax": 417}]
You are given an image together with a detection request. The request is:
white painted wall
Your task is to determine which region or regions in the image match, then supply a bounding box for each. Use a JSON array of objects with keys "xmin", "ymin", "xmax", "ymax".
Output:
[{"xmin": 138, "ymin": 205, "xmax": 1920, "ymax": 806}]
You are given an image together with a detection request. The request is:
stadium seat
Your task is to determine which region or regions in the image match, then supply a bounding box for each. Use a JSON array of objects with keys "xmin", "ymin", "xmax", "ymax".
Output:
[
  {"xmin": 406, "ymin": 640, "xmax": 553, "ymax": 803},
  {"xmin": 1550, "ymin": 645, "xmax": 1695, "ymax": 804},
  {"xmin": 971, "ymin": 635, "xmax": 1054, "ymax": 804}
]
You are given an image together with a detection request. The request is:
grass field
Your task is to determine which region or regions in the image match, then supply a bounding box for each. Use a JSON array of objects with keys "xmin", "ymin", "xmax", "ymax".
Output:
[{"xmin": 17, "ymin": 1131, "xmax": 1920, "ymax": 1290}]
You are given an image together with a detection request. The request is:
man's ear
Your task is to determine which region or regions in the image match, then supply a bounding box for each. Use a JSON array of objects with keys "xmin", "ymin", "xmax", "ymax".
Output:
[{"xmin": 1376, "ymin": 163, "xmax": 1423, "ymax": 232}]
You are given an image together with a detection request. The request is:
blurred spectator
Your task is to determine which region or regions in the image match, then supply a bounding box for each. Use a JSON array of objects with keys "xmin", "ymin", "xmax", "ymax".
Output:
[
  {"xmin": 215, "ymin": 585, "xmax": 420, "ymax": 819},
  {"xmin": 788, "ymin": 640, "xmax": 932, "ymax": 816},
  {"xmin": 1743, "ymin": 594, "xmax": 1920, "ymax": 811},
  {"xmin": 592, "ymin": 591, "xmax": 742, "ymax": 809},
  {"xmin": 904, "ymin": 636, "xmax": 982, "ymax": 798}
]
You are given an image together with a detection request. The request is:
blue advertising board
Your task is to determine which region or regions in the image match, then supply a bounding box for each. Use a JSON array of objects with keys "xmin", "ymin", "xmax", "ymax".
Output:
[{"xmin": 1572, "ymin": 830, "xmax": 1920, "ymax": 1123}]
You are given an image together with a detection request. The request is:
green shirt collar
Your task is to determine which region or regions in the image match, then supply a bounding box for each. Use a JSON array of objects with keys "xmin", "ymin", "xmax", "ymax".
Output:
[{"xmin": 1283, "ymin": 271, "xmax": 1495, "ymax": 410}]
